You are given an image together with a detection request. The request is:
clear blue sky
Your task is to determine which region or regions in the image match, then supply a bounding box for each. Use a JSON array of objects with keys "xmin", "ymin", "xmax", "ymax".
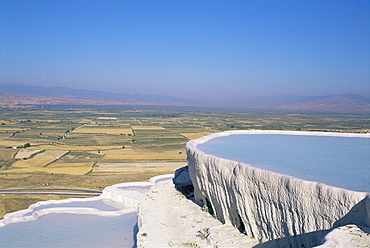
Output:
[{"xmin": 1, "ymin": 0, "xmax": 369, "ymax": 104}]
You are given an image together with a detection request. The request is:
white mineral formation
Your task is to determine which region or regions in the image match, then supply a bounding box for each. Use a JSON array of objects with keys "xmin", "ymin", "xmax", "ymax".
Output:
[
  {"xmin": 0, "ymin": 175, "xmax": 172, "ymax": 228},
  {"xmin": 136, "ymin": 180, "xmax": 258, "ymax": 248},
  {"xmin": 318, "ymin": 225, "xmax": 370, "ymax": 248},
  {"xmin": 186, "ymin": 130, "xmax": 370, "ymax": 247}
]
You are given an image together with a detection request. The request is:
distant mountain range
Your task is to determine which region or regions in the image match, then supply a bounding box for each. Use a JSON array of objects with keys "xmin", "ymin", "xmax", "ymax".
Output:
[
  {"xmin": 0, "ymin": 83, "xmax": 199, "ymax": 106},
  {"xmin": 1, "ymin": 83, "xmax": 369, "ymax": 112},
  {"xmin": 255, "ymin": 93, "xmax": 370, "ymax": 112},
  {"xmin": 266, "ymin": 94, "xmax": 370, "ymax": 112},
  {"xmin": 229, "ymin": 93, "xmax": 369, "ymax": 112}
]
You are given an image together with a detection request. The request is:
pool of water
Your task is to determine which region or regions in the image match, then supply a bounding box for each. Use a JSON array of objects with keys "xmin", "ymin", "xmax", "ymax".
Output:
[
  {"xmin": 197, "ymin": 133, "xmax": 370, "ymax": 192},
  {"xmin": 0, "ymin": 213, "xmax": 137, "ymax": 248},
  {"xmin": 25, "ymin": 199, "xmax": 122, "ymax": 215},
  {"xmin": 0, "ymin": 175, "xmax": 175, "ymax": 248}
]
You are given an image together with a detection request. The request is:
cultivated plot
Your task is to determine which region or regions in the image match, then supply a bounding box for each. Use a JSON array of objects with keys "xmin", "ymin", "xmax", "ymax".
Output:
[{"xmin": 14, "ymin": 149, "xmax": 42, "ymax": 159}]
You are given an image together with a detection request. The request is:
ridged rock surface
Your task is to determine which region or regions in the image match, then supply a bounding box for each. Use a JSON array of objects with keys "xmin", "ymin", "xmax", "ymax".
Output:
[{"xmin": 187, "ymin": 131, "xmax": 370, "ymax": 247}]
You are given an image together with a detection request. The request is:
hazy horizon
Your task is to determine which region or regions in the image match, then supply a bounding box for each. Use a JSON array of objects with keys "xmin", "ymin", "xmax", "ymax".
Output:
[{"xmin": 1, "ymin": 0, "xmax": 369, "ymax": 106}]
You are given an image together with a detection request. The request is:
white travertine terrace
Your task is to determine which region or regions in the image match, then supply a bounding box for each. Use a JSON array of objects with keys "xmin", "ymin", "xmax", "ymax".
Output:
[
  {"xmin": 0, "ymin": 174, "xmax": 173, "ymax": 228},
  {"xmin": 2, "ymin": 133, "xmax": 369, "ymax": 247},
  {"xmin": 186, "ymin": 130, "xmax": 370, "ymax": 247},
  {"xmin": 136, "ymin": 180, "xmax": 259, "ymax": 248}
]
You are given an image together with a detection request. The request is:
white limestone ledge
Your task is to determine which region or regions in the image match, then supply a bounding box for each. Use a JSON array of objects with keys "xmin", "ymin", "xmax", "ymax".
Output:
[
  {"xmin": 137, "ymin": 180, "xmax": 258, "ymax": 248},
  {"xmin": 318, "ymin": 224, "xmax": 370, "ymax": 248},
  {"xmin": 187, "ymin": 130, "xmax": 370, "ymax": 248},
  {"xmin": 0, "ymin": 175, "xmax": 173, "ymax": 228}
]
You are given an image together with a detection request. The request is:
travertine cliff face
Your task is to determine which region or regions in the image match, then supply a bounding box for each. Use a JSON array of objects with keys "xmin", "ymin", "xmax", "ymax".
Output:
[{"xmin": 187, "ymin": 131, "xmax": 370, "ymax": 247}]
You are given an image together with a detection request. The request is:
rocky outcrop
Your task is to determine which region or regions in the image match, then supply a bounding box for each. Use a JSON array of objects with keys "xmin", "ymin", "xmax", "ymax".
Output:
[{"xmin": 173, "ymin": 166, "xmax": 194, "ymax": 199}]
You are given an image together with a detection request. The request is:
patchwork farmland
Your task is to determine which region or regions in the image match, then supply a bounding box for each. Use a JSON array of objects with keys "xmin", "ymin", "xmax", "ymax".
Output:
[{"xmin": 0, "ymin": 105, "xmax": 369, "ymax": 217}]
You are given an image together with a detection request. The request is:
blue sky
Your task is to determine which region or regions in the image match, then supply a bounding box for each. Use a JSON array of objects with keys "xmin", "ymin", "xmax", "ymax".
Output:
[{"xmin": 1, "ymin": 0, "xmax": 369, "ymax": 104}]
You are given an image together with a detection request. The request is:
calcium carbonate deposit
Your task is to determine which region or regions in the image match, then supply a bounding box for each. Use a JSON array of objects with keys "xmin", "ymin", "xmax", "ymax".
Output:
[
  {"xmin": 0, "ymin": 175, "xmax": 173, "ymax": 248},
  {"xmin": 1, "ymin": 130, "xmax": 369, "ymax": 247},
  {"xmin": 187, "ymin": 130, "xmax": 370, "ymax": 247}
]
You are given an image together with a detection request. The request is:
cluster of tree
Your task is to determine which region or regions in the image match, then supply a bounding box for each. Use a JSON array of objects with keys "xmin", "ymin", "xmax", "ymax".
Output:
[{"xmin": 6, "ymin": 143, "xmax": 30, "ymax": 149}]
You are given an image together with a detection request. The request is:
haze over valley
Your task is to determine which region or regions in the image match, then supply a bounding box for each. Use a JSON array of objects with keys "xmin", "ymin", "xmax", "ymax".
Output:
[{"xmin": 1, "ymin": 83, "xmax": 370, "ymax": 113}]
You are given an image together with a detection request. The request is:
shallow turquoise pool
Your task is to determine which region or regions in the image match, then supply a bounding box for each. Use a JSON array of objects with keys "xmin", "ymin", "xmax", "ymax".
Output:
[{"xmin": 198, "ymin": 133, "xmax": 370, "ymax": 192}]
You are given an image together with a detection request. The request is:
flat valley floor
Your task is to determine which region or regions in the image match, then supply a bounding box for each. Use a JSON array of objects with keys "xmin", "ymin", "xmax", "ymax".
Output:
[{"xmin": 0, "ymin": 105, "xmax": 369, "ymax": 217}]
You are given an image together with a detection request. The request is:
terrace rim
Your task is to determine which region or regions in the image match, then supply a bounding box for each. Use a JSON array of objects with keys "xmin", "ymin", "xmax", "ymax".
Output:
[{"xmin": 186, "ymin": 130, "xmax": 370, "ymax": 247}]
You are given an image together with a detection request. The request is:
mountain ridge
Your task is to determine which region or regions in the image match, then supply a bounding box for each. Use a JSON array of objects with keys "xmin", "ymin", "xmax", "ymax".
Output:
[
  {"xmin": 0, "ymin": 83, "xmax": 200, "ymax": 106},
  {"xmin": 1, "ymin": 83, "xmax": 369, "ymax": 112},
  {"xmin": 264, "ymin": 93, "xmax": 370, "ymax": 112}
]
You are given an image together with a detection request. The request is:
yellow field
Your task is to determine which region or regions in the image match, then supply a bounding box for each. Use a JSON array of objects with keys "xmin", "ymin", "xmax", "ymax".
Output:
[
  {"xmin": 0, "ymin": 128, "xmax": 28, "ymax": 131},
  {"xmin": 102, "ymin": 153, "xmax": 186, "ymax": 160},
  {"xmin": 0, "ymin": 120, "xmax": 13, "ymax": 124},
  {"xmin": 1, "ymin": 166, "xmax": 92, "ymax": 175},
  {"xmin": 180, "ymin": 132, "xmax": 212, "ymax": 140},
  {"xmin": 45, "ymin": 162, "xmax": 94, "ymax": 175},
  {"xmin": 0, "ymin": 149, "xmax": 18, "ymax": 160},
  {"xmin": 0, "ymin": 173, "xmax": 30, "ymax": 178},
  {"xmin": 0, "ymin": 141, "xmax": 26, "ymax": 147},
  {"xmin": 2, "ymin": 162, "xmax": 94, "ymax": 175},
  {"xmin": 48, "ymin": 162, "xmax": 94, "ymax": 168},
  {"xmin": 34, "ymin": 144, "xmax": 124, "ymax": 151},
  {"xmin": 46, "ymin": 165, "xmax": 92, "ymax": 175},
  {"xmin": 131, "ymin": 126, "xmax": 165, "ymax": 130},
  {"xmin": 12, "ymin": 158, "xmax": 55, "ymax": 168},
  {"xmin": 77, "ymin": 119, "xmax": 92, "ymax": 123},
  {"xmin": 72, "ymin": 127, "xmax": 133, "ymax": 135}
]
